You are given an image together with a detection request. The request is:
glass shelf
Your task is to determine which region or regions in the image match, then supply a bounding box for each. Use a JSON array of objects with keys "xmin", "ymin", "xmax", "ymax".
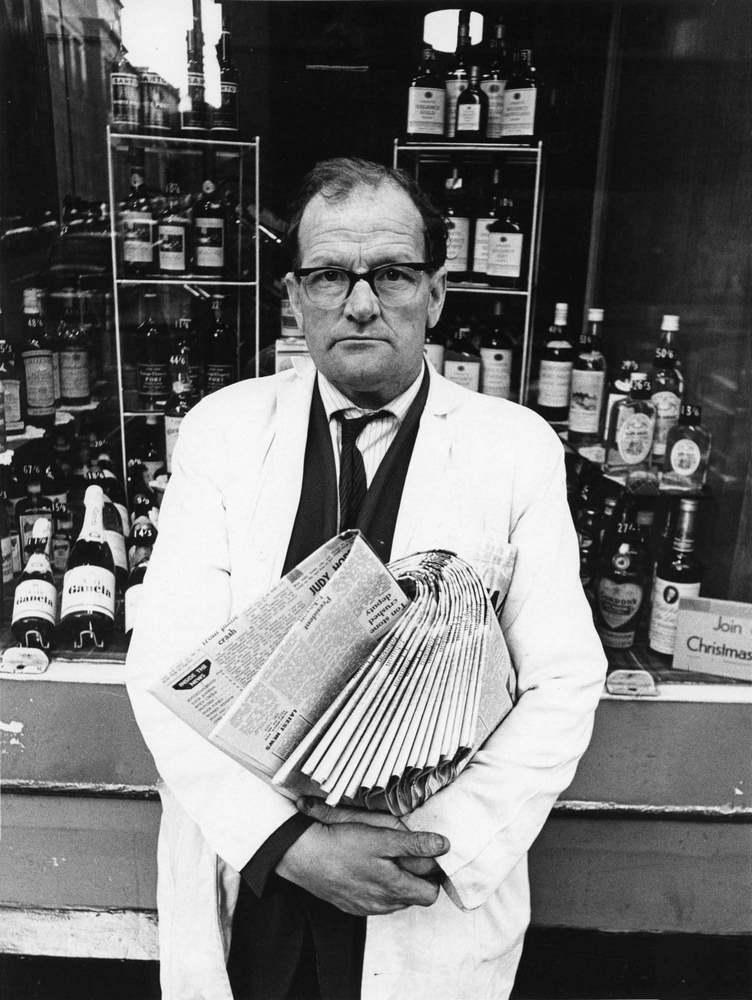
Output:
[
  {"xmin": 115, "ymin": 278, "xmax": 256, "ymax": 287},
  {"xmin": 109, "ymin": 131, "xmax": 256, "ymax": 150},
  {"xmin": 446, "ymin": 283, "xmax": 529, "ymax": 296}
]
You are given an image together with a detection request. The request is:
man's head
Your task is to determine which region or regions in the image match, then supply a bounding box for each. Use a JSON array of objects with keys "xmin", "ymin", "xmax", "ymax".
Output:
[{"xmin": 284, "ymin": 158, "xmax": 448, "ymax": 409}]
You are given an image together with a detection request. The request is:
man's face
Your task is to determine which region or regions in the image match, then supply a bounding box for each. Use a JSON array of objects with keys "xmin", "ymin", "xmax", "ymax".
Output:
[{"xmin": 285, "ymin": 182, "xmax": 446, "ymax": 408}]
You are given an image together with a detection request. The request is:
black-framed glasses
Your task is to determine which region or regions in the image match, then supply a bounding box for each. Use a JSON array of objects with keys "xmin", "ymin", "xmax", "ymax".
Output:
[{"xmin": 293, "ymin": 262, "xmax": 435, "ymax": 309}]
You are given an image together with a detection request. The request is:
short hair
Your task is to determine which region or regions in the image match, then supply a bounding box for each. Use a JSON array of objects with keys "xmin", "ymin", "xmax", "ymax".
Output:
[{"xmin": 285, "ymin": 157, "xmax": 448, "ymax": 269}]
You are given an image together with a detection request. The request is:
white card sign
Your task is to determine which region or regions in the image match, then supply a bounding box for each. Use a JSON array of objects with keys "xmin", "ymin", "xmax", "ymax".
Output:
[{"xmin": 673, "ymin": 597, "xmax": 752, "ymax": 681}]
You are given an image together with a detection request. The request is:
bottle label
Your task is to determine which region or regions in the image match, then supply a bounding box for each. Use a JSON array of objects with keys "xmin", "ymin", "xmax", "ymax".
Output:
[
  {"xmin": 12, "ymin": 577, "xmax": 57, "ymax": 626},
  {"xmin": 138, "ymin": 362, "xmax": 169, "ymax": 400},
  {"xmin": 194, "ymin": 217, "xmax": 225, "ymax": 269},
  {"xmin": 486, "ymin": 232, "xmax": 523, "ymax": 278},
  {"xmin": 158, "ymin": 224, "xmax": 187, "ymax": 272},
  {"xmin": 596, "ymin": 577, "xmax": 644, "ymax": 647},
  {"xmin": 480, "ymin": 348, "xmax": 512, "ymax": 398},
  {"xmin": 140, "ymin": 73, "xmax": 169, "ymax": 131},
  {"xmin": 10, "ymin": 532, "xmax": 22, "ymax": 575},
  {"xmin": 182, "ymin": 73, "xmax": 206, "ymax": 128},
  {"xmin": 616, "ymin": 412, "xmax": 654, "ymax": 465},
  {"xmin": 164, "ymin": 414, "xmax": 183, "ymax": 472},
  {"xmin": 52, "ymin": 350, "xmax": 60, "ymax": 402},
  {"xmin": 61, "ymin": 565, "xmax": 115, "ymax": 620},
  {"xmin": 2, "ymin": 377, "xmax": 23, "ymax": 432},
  {"xmin": 445, "ymin": 79, "xmax": 469, "ymax": 137},
  {"xmin": 424, "ymin": 343, "xmax": 444, "ymax": 373},
  {"xmin": 568, "ymin": 370, "xmax": 605, "ymax": 433},
  {"xmin": 500, "ymin": 87, "xmax": 537, "ymax": 136},
  {"xmin": 649, "ymin": 577, "xmax": 701, "ymax": 655},
  {"xmin": 669, "ymin": 438, "xmax": 702, "ymax": 477},
  {"xmin": 538, "ymin": 359, "xmax": 572, "ymax": 408},
  {"xmin": 445, "ymin": 217, "xmax": 471, "ymax": 273},
  {"xmin": 122, "ymin": 210, "xmax": 154, "ymax": 264},
  {"xmin": 104, "ymin": 528, "xmax": 128, "ymax": 575},
  {"xmin": 22, "ymin": 350, "xmax": 55, "ymax": 415},
  {"xmin": 2, "ymin": 535, "xmax": 13, "ymax": 585},
  {"xmin": 471, "ymin": 217, "xmax": 495, "ymax": 275},
  {"xmin": 481, "ymin": 79, "xmax": 506, "ymax": 138},
  {"xmin": 604, "ymin": 390, "xmax": 627, "ymax": 440},
  {"xmin": 111, "ymin": 72, "xmax": 140, "ymax": 127},
  {"xmin": 651, "ymin": 390, "xmax": 681, "ymax": 457},
  {"xmin": 456, "ymin": 103, "xmax": 481, "ymax": 133},
  {"xmin": 407, "ymin": 87, "xmax": 445, "ymax": 135},
  {"xmin": 443, "ymin": 359, "xmax": 480, "ymax": 392},
  {"xmin": 125, "ymin": 581, "xmax": 144, "ymax": 634},
  {"xmin": 205, "ymin": 363, "xmax": 234, "ymax": 394},
  {"xmin": 60, "ymin": 349, "xmax": 90, "ymax": 400},
  {"xmin": 212, "ymin": 82, "xmax": 239, "ymax": 130}
]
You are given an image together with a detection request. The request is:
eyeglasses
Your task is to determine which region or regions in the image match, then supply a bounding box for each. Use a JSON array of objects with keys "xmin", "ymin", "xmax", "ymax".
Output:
[{"xmin": 293, "ymin": 262, "xmax": 435, "ymax": 309}]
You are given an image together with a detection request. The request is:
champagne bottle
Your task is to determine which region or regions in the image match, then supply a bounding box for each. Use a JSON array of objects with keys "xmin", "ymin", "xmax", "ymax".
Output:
[
  {"xmin": 15, "ymin": 475, "xmax": 53, "ymax": 561},
  {"xmin": 212, "ymin": 20, "xmax": 239, "ymax": 133},
  {"xmin": 11, "ymin": 518, "xmax": 57, "ymax": 649},
  {"xmin": 406, "ymin": 44, "xmax": 446, "ymax": 141},
  {"xmin": 21, "ymin": 288, "xmax": 55, "ymax": 430},
  {"xmin": 648, "ymin": 497, "xmax": 702, "ymax": 656},
  {"xmin": 57, "ymin": 289, "xmax": 91, "ymax": 406},
  {"xmin": 567, "ymin": 308, "xmax": 607, "ymax": 447},
  {"xmin": 60, "ymin": 484, "xmax": 116, "ymax": 650},
  {"xmin": 164, "ymin": 343, "xmax": 195, "ymax": 473},
  {"xmin": 204, "ymin": 295, "xmax": 235, "ymax": 395},
  {"xmin": 536, "ymin": 303, "xmax": 573, "ymax": 422}
]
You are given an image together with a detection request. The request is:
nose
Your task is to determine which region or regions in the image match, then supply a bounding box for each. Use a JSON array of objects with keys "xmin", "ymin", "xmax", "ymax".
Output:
[{"xmin": 343, "ymin": 277, "xmax": 380, "ymax": 323}]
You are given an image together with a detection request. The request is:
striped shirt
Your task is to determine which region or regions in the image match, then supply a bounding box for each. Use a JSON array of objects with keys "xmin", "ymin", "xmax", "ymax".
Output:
[{"xmin": 317, "ymin": 366, "xmax": 425, "ymax": 489}]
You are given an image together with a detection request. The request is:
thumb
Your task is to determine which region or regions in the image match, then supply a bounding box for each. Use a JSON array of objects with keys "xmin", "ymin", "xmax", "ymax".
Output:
[
  {"xmin": 391, "ymin": 829, "xmax": 450, "ymax": 859},
  {"xmin": 296, "ymin": 797, "xmax": 339, "ymax": 823}
]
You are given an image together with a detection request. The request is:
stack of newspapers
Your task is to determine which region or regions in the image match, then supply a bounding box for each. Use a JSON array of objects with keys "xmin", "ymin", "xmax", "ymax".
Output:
[{"xmin": 150, "ymin": 531, "xmax": 515, "ymax": 816}]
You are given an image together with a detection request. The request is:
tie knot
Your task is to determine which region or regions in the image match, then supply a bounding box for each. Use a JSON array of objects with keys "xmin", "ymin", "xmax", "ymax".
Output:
[{"xmin": 334, "ymin": 410, "xmax": 387, "ymax": 445}]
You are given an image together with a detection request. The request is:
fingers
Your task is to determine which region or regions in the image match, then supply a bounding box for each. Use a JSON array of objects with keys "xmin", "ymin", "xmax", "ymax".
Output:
[
  {"xmin": 397, "ymin": 855, "xmax": 441, "ymax": 878},
  {"xmin": 381, "ymin": 828, "xmax": 450, "ymax": 860},
  {"xmin": 297, "ymin": 797, "xmax": 403, "ymax": 830}
]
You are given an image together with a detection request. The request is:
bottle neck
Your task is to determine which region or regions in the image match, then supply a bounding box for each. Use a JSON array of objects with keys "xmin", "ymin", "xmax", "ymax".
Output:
[
  {"xmin": 80, "ymin": 497, "xmax": 105, "ymax": 542},
  {"xmin": 672, "ymin": 504, "xmax": 699, "ymax": 554}
]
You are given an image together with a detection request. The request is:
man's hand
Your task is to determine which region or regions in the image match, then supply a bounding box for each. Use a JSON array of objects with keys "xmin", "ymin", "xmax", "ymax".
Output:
[
  {"xmin": 275, "ymin": 811, "xmax": 450, "ymax": 916},
  {"xmin": 297, "ymin": 797, "xmax": 445, "ymax": 880}
]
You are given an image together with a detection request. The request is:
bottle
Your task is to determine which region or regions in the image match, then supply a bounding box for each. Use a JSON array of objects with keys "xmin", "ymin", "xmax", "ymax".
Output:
[
  {"xmin": 125, "ymin": 545, "xmax": 151, "ymax": 636},
  {"xmin": 103, "ymin": 496, "xmax": 128, "ymax": 592},
  {"xmin": 481, "ymin": 19, "xmax": 509, "ymax": 140},
  {"xmin": 164, "ymin": 343, "xmax": 195, "ymax": 473},
  {"xmin": 648, "ymin": 497, "xmax": 702, "ymax": 656},
  {"xmin": 193, "ymin": 175, "xmax": 226, "ymax": 276},
  {"xmin": 120, "ymin": 161, "xmax": 156, "ymax": 276},
  {"xmin": 139, "ymin": 70, "xmax": 171, "ymax": 134},
  {"xmin": 204, "ymin": 295, "xmax": 235, "ymax": 395},
  {"xmin": 15, "ymin": 477, "xmax": 54, "ymax": 561},
  {"xmin": 139, "ymin": 415, "xmax": 167, "ymax": 482},
  {"xmin": 485, "ymin": 197, "xmax": 525, "ymax": 288},
  {"xmin": 471, "ymin": 168, "xmax": 501, "ymax": 281},
  {"xmin": 11, "ymin": 518, "xmax": 57, "ymax": 649},
  {"xmin": 424, "ymin": 327, "xmax": 445, "ymax": 374},
  {"xmin": 444, "ymin": 9, "xmax": 471, "ymax": 139},
  {"xmin": 109, "ymin": 39, "xmax": 140, "ymax": 132},
  {"xmin": 443, "ymin": 325, "xmax": 480, "ymax": 391},
  {"xmin": 603, "ymin": 359, "xmax": 638, "ymax": 445},
  {"xmin": 0, "ymin": 324, "xmax": 25, "ymax": 435},
  {"xmin": 3, "ymin": 462, "xmax": 24, "ymax": 576},
  {"xmin": 60, "ymin": 485, "xmax": 116, "ymax": 650},
  {"xmin": 175, "ymin": 301, "xmax": 203, "ymax": 398},
  {"xmin": 536, "ymin": 303, "xmax": 573, "ymax": 423},
  {"xmin": 650, "ymin": 314, "xmax": 683, "ymax": 463},
  {"xmin": 51, "ymin": 504, "xmax": 74, "ymax": 585},
  {"xmin": 21, "ymin": 288, "xmax": 55, "ymax": 429},
  {"xmin": 575, "ymin": 495, "xmax": 602, "ymax": 602},
  {"xmin": 128, "ymin": 504, "xmax": 158, "ymax": 559},
  {"xmin": 212, "ymin": 21, "xmax": 239, "ymax": 134},
  {"xmin": 406, "ymin": 44, "xmax": 446, "ymax": 141},
  {"xmin": 500, "ymin": 47, "xmax": 539, "ymax": 140},
  {"xmin": 480, "ymin": 302, "xmax": 514, "ymax": 399},
  {"xmin": 594, "ymin": 500, "xmax": 649, "ymax": 650},
  {"xmin": 157, "ymin": 169, "xmax": 190, "ymax": 275},
  {"xmin": 455, "ymin": 66, "xmax": 488, "ymax": 141},
  {"xmin": 567, "ymin": 308, "xmax": 607, "ymax": 447},
  {"xmin": 136, "ymin": 292, "xmax": 170, "ymax": 410},
  {"xmin": 660, "ymin": 404, "xmax": 711, "ymax": 494},
  {"xmin": 444, "ymin": 169, "xmax": 472, "ymax": 281},
  {"xmin": 181, "ymin": 14, "xmax": 207, "ymax": 132},
  {"xmin": 603, "ymin": 374, "xmax": 657, "ymax": 477},
  {"xmin": 57, "ymin": 289, "xmax": 91, "ymax": 406}
]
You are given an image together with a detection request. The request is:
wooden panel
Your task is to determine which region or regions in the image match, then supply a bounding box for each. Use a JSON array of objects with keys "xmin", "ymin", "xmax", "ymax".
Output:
[{"xmin": 0, "ymin": 906, "xmax": 157, "ymax": 961}]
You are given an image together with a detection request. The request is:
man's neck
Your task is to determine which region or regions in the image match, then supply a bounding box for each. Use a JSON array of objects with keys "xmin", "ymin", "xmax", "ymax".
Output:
[{"xmin": 318, "ymin": 365, "xmax": 426, "ymax": 415}]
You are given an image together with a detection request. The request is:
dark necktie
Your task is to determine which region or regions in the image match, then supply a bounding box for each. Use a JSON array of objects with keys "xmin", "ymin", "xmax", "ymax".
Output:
[{"xmin": 334, "ymin": 410, "xmax": 387, "ymax": 530}]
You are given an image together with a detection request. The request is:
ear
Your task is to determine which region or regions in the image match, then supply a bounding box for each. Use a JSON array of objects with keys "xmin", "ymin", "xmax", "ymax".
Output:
[
  {"xmin": 284, "ymin": 272, "xmax": 304, "ymax": 333},
  {"xmin": 426, "ymin": 265, "xmax": 447, "ymax": 330}
]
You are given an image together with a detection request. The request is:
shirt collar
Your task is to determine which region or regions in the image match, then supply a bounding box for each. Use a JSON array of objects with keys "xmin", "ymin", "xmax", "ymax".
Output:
[{"xmin": 317, "ymin": 364, "xmax": 425, "ymax": 425}]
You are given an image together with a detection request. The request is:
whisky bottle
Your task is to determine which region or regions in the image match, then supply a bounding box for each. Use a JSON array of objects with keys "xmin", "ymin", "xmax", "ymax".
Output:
[
  {"xmin": 594, "ymin": 499, "xmax": 649, "ymax": 650},
  {"xmin": 603, "ymin": 359, "xmax": 638, "ymax": 445},
  {"xmin": 109, "ymin": 40, "xmax": 140, "ymax": 132},
  {"xmin": 567, "ymin": 308, "xmax": 607, "ymax": 447},
  {"xmin": 193, "ymin": 174, "xmax": 226, "ymax": 276},
  {"xmin": 443, "ymin": 325, "xmax": 480, "ymax": 391},
  {"xmin": 660, "ymin": 404, "xmax": 711, "ymax": 494},
  {"xmin": 443, "ymin": 169, "xmax": 471, "ymax": 280},
  {"xmin": 648, "ymin": 497, "xmax": 702, "ymax": 656},
  {"xmin": 120, "ymin": 161, "xmax": 155, "ymax": 276},
  {"xmin": 136, "ymin": 292, "xmax": 170, "ymax": 410},
  {"xmin": 57, "ymin": 289, "xmax": 90, "ymax": 406},
  {"xmin": 21, "ymin": 288, "xmax": 55, "ymax": 430},
  {"xmin": 0, "ymin": 322, "xmax": 26, "ymax": 435},
  {"xmin": 157, "ymin": 170, "xmax": 190, "ymax": 275},
  {"xmin": 125, "ymin": 545, "xmax": 151, "ymax": 636},
  {"xmin": 536, "ymin": 303, "xmax": 573, "ymax": 423},
  {"xmin": 60, "ymin": 484, "xmax": 116, "ymax": 650},
  {"xmin": 444, "ymin": 9, "xmax": 471, "ymax": 138},
  {"xmin": 181, "ymin": 14, "xmax": 207, "ymax": 133},
  {"xmin": 500, "ymin": 47, "xmax": 539, "ymax": 141},
  {"xmin": 480, "ymin": 301, "xmax": 514, "ymax": 399},
  {"xmin": 455, "ymin": 66, "xmax": 488, "ymax": 141},
  {"xmin": 481, "ymin": 18, "xmax": 509, "ymax": 140},
  {"xmin": 212, "ymin": 20, "xmax": 239, "ymax": 134},
  {"xmin": 650, "ymin": 314, "xmax": 682, "ymax": 463},
  {"xmin": 204, "ymin": 295, "xmax": 235, "ymax": 395},
  {"xmin": 164, "ymin": 344, "xmax": 195, "ymax": 473},
  {"xmin": 485, "ymin": 197, "xmax": 525, "ymax": 288},
  {"xmin": 471, "ymin": 168, "xmax": 501, "ymax": 281},
  {"xmin": 424, "ymin": 326, "xmax": 445, "ymax": 374},
  {"xmin": 11, "ymin": 518, "xmax": 56, "ymax": 649},
  {"xmin": 406, "ymin": 44, "xmax": 446, "ymax": 141},
  {"xmin": 603, "ymin": 374, "xmax": 657, "ymax": 478}
]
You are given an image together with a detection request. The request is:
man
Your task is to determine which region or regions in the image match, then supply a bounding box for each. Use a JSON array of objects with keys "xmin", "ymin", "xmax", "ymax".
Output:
[{"xmin": 127, "ymin": 157, "xmax": 606, "ymax": 1000}]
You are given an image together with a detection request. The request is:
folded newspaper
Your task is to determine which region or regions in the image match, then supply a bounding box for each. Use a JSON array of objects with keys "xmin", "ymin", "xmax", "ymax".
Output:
[{"xmin": 149, "ymin": 530, "xmax": 516, "ymax": 816}]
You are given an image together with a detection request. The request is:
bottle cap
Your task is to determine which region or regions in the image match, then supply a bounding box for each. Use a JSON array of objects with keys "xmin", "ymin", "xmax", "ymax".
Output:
[
  {"xmin": 587, "ymin": 308, "xmax": 604, "ymax": 322},
  {"xmin": 554, "ymin": 303, "xmax": 568, "ymax": 323},
  {"xmin": 661, "ymin": 314, "xmax": 679, "ymax": 331}
]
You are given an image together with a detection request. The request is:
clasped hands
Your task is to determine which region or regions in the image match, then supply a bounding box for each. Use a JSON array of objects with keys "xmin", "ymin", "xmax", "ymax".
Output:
[{"xmin": 275, "ymin": 797, "xmax": 450, "ymax": 917}]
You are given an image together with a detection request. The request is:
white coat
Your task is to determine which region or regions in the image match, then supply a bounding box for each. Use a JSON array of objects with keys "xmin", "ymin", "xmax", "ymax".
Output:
[{"xmin": 126, "ymin": 362, "xmax": 607, "ymax": 1000}]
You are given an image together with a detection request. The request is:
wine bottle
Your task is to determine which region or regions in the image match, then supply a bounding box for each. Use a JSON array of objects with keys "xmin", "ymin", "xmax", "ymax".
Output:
[
  {"xmin": 138, "ymin": 414, "xmax": 167, "ymax": 482},
  {"xmin": 567, "ymin": 307, "xmax": 607, "ymax": 447},
  {"xmin": 536, "ymin": 303, "xmax": 573, "ymax": 423},
  {"xmin": 455, "ymin": 65, "xmax": 488, "ymax": 141},
  {"xmin": 109, "ymin": 39, "xmax": 140, "ymax": 132},
  {"xmin": 164, "ymin": 343, "xmax": 195, "ymax": 473},
  {"xmin": 120, "ymin": 160, "xmax": 156, "ymax": 276},
  {"xmin": 485, "ymin": 196, "xmax": 525, "ymax": 288},
  {"xmin": 57, "ymin": 289, "xmax": 91, "ymax": 406},
  {"xmin": 481, "ymin": 18, "xmax": 510, "ymax": 140},
  {"xmin": 444, "ymin": 9, "xmax": 471, "ymax": 138},
  {"xmin": 125, "ymin": 545, "xmax": 151, "ymax": 636},
  {"xmin": 136, "ymin": 292, "xmax": 170, "ymax": 410},
  {"xmin": 500, "ymin": 47, "xmax": 539, "ymax": 141},
  {"xmin": 480, "ymin": 301, "xmax": 514, "ymax": 398},
  {"xmin": 471, "ymin": 168, "xmax": 501, "ymax": 281},
  {"xmin": 21, "ymin": 287, "xmax": 55, "ymax": 430},
  {"xmin": 444, "ymin": 168, "xmax": 471, "ymax": 281},
  {"xmin": 443, "ymin": 325, "xmax": 480, "ymax": 391},
  {"xmin": 423, "ymin": 326, "xmax": 445, "ymax": 374},
  {"xmin": 193, "ymin": 174, "xmax": 226, "ymax": 276},
  {"xmin": 406, "ymin": 44, "xmax": 446, "ymax": 141},
  {"xmin": 60, "ymin": 484, "xmax": 116, "ymax": 650},
  {"xmin": 204, "ymin": 295, "xmax": 235, "ymax": 395},
  {"xmin": 650, "ymin": 314, "xmax": 683, "ymax": 463},
  {"xmin": 212, "ymin": 20, "xmax": 239, "ymax": 134},
  {"xmin": 11, "ymin": 518, "xmax": 56, "ymax": 649},
  {"xmin": 157, "ymin": 169, "xmax": 190, "ymax": 275},
  {"xmin": 648, "ymin": 497, "xmax": 702, "ymax": 656}
]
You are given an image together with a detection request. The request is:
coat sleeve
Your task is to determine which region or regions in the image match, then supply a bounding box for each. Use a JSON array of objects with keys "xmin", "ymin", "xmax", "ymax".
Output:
[
  {"xmin": 402, "ymin": 418, "xmax": 607, "ymax": 910},
  {"xmin": 125, "ymin": 406, "xmax": 298, "ymax": 873}
]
